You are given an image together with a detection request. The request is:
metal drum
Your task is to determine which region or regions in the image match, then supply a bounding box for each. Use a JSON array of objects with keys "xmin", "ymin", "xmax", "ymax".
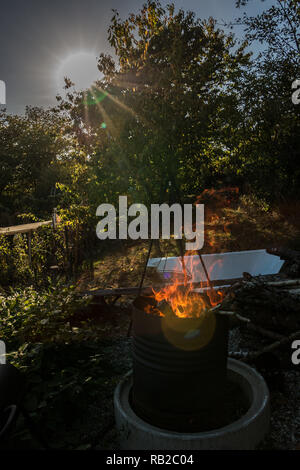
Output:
[{"xmin": 131, "ymin": 296, "xmax": 229, "ymax": 432}]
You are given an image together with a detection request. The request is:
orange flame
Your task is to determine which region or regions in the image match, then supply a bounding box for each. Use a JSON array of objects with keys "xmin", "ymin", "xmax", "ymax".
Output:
[
  {"xmin": 196, "ymin": 187, "xmax": 239, "ymax": 250},
  {"xmin": 148, "ymin": 188, "xmax": 239, "ymax": 318},
  {"xmin": 151, "ymin": 255, "xmax": 224, "ymax": 318}
]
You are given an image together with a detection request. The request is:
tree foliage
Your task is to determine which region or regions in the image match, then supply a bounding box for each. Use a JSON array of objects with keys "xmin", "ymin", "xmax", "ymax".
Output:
[{"xmin": 233, "ymin": 0, "xmax": 300, "ymax": 198}]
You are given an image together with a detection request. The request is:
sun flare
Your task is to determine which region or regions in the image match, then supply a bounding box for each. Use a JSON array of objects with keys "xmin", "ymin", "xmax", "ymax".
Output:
[{"xmin": 56, "ymin": 51, "xmax": 100, "ymax": 92}]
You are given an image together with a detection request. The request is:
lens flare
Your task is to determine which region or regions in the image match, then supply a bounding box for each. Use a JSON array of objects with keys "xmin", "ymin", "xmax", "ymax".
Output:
[{"xmin": 84, "ymin": 88, "xmax": 108, "ymax": 106}]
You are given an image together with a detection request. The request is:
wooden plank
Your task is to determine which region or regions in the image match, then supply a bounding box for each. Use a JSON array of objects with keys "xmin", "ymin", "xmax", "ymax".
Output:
[
  {"xmin": 267, "ymin": 279, "xmax": 300, "ymax": 287},
  {"xmin": 80, "ymin": 286, "xmax": 153, "ymax": 297},
  {"xmin": 0, "ymin": 220, "xmax": 52, "ymax": 236},
  {"xmin": 80, "ymin": 280, "xmax": 232, "ymax": 298},
  {"xmin": 79, "ymin": 274, "xmax": 297, "ymax": 299}
]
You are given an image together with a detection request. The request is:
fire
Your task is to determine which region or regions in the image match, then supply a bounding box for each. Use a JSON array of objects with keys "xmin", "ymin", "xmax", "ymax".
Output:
[
  {"xmin": 148, "ymin": 188, "xmax": 238, "ymax": 319},
  {"xmin": 153, "ymin": 280, "xmax": 206, "ymax": 319},
  {"xmin": 151, "ymin": 255, "xmax": 224, "ymax": 318},
  {"xmin": 196, "ymin": 187, "xmax": 239, "ymax": 250}
]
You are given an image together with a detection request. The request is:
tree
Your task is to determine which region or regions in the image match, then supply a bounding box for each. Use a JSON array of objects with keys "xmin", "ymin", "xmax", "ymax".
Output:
[
  {"xmin": 231, "ymin": 0, "xmax": 300, "ymax": 199},
  {"xmin": 62, "ymin": 1, "xmax": 251, "ymax": 207},
  {"xmin": 0, "ymin": 107, "xmax": 68, "ymax": 222}
]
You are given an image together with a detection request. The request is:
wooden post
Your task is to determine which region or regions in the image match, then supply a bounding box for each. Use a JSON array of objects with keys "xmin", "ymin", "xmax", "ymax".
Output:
[
  {"xmin": 27, "ymin": 231, "xmax": 32, "ymax": 269},
  {"xmin": 52, "ymin": 208, "xmax": 57, "ymax": 230},
  {"xmin": 64, "ymin": 226, "xmax": 69, "ymax": 276}
]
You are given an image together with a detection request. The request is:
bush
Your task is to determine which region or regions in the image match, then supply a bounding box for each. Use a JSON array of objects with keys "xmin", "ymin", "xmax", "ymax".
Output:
[{"xmin": 0, "ymin": 283, "xmax": 89, "ymax": 348}]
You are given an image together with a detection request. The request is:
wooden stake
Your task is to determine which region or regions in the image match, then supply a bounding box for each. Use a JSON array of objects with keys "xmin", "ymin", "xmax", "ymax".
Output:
[
  {"xmin": 127, "ymin": 239, "xmax": 153, "ymax": 338},
  {"xmin": 27, "ymin": 231, "xmax": 32, "ymax": 269}
]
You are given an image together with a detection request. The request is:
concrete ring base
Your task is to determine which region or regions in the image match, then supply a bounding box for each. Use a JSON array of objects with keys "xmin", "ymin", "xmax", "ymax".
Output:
[{"xmin": 114, "ymin": 358, "xmax": 270, "ymax": 450}]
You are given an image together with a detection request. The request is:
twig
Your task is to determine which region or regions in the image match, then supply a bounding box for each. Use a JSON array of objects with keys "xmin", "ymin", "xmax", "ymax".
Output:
[
  {"xmin": 266, "ymin": 279, "xmax": 300, "ymax": 288},
  {"xmin": 177, "ymin": 238, "xmax": 188, "ymax": 286},
  {"xmin": 218, "ymin": 310, "xmax": 286, "ymax": 340},
  {"xmin": 229, "ymin": 351, "xmax": 249, "ymax": 360},
  {"xmin": 127, "ymin": 239, "xmax": 153, "ymax": 337},
  {"xmin": 197, "ymin": 251, "xmax": 213, "ymax": 290},
  {"xmin": 218, "ymin": 310, "xmax": 251, "ymax": 324},
  {"xmin": 243, "ymin": 330, "xmax": 300, "ymax": 362},
  {"xmin": 138, "ymin": 239, "xmax": 154, "ymax": 295},
  {"xmin": 245, "ymin": 323, "xmax": 285, "ymax": 341}
]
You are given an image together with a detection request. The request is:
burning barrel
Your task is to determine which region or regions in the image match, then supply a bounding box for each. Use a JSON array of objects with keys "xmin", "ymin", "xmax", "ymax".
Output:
[{"xmin": 131, "ymin": 295, "xmax": 229, "ymax": 432}]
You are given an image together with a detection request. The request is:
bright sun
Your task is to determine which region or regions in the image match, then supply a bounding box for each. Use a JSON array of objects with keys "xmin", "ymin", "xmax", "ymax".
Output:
[{"xmin": 56, "ymin": 51, "xmax": 100, "ymax": 92}]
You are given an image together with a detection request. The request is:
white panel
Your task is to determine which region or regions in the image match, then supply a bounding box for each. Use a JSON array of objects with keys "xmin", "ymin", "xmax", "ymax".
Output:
[{"xmin": 147, "ymin": 249, "xmax": 284, "ymax": 284}]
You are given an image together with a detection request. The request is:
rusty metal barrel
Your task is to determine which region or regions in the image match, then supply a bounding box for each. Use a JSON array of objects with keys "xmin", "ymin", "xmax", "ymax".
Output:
[{"xmin": 131, "ymin": 296, "xmax": 229, "ymax": 432}]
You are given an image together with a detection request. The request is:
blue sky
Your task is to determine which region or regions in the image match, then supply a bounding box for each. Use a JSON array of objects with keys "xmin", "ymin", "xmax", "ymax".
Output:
[{"xmin": 0, "ymin": 0, "xmax": 272, "ymax": 114}]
